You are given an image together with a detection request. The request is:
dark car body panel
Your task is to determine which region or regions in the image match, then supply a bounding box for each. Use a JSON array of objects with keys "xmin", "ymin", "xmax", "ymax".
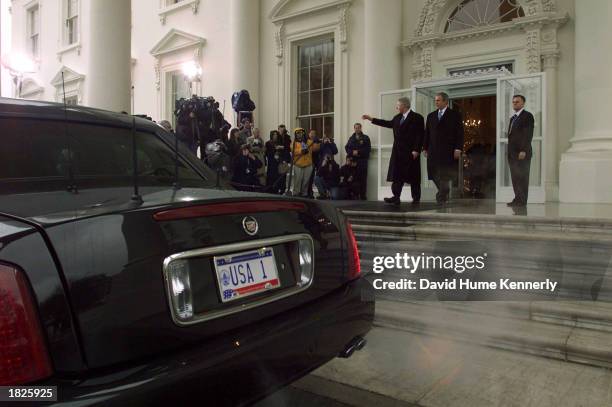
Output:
[
  {"xmin": 0, "ymin": 98, "xmax": 374, "ymax": 404},
  {"xmin": 43, "ymin": 279, "xmax": 374, "ymax": 406},
  {"xmin": 0, "ymin": 216, "xmax": 85, "ymax": 372},
  {"xmin": 43, "ymin": 194, "xmax": 347, "ymax": 369}
]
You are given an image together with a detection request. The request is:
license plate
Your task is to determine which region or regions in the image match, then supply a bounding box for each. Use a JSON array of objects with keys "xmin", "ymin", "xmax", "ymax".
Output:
[{"xmin": 214, "ymin": 248, "xmax": 281, "ymax": 303}]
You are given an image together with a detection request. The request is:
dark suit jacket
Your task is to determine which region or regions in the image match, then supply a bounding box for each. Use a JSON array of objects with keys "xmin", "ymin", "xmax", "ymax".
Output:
[
  {"xmin": 508, "ymin": 110, "xmax": 535, "ymax": 160},
  {"xmin": 424, "ymin": 108, "xmax": 464, "ymax": 179},
  {"xmin": 372, "ymin": 111, "xmax": 424, "ymax": 184}
]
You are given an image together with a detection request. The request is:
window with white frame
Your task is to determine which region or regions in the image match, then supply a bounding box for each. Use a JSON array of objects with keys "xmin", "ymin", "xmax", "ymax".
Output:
[
  {"xmin": 297, "ymin": 38, "xmax": 334, "ymax": 139},
  {"xmin": 64, "ymin": 0, "xmax": 79, "ymax": 46},
  {"xmin": 27, "ymin": 4, "xmax": 40, "ymax": 57},
  {"xmin": 167, "ymin": 71, "xmax": 191, "ymax": 128},
  {"xmin": 165, "ymin": 0, "xmax": 184, "ymax": 6},
  {"xmin": 65, "ymin": 95, "xmax": 78, "ymax": 105}
]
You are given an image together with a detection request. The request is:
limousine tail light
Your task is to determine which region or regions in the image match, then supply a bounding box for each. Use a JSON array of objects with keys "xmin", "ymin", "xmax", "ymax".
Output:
[
  {"xmin": 165, "ymin": 260, "xmax": 194, "ymax": 321},
  {"xmin": 346, "ymin": 222, "xmax": 361, "ymax": 280},
  {"xmin": 298, "ymin": 238, "xmax": 314, "ymax": 286},
  {"xmin": 0, "ymin": 263, "xmax": 52, "ymax": 385}
]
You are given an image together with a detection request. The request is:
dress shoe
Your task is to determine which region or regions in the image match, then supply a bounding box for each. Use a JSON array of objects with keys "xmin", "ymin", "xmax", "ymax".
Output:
[
  {"xmin": 506, "ymin": 200, "xmax": 517, "ymax": 207},
  {"xmin": 384, "ymin": 196, "xmax": 400, "ymax": 205}
]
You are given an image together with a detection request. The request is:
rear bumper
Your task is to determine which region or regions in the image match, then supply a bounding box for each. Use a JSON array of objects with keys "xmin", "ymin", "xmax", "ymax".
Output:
[{"xmin": 43, "ymin": 278, "xmax": 374, "ymax": 407}]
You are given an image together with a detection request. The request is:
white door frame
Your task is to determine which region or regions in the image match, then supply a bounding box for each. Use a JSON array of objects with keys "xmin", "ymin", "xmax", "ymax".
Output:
[
  {"xmin": 496, "ymin": 72, "xmax": 547, "ymax": 203},
  {"xmin": 377, "ymin": 69, "xmax": 550, "ymax": 203}
]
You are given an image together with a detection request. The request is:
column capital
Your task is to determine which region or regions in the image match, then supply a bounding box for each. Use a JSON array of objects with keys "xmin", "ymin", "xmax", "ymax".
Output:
[{"xmin": 541, "ymin": 51, "xmax": 560, "ymax": 70}]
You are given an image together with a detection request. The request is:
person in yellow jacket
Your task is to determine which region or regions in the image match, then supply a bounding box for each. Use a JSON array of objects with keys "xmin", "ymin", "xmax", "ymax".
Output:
[{"xmin": 291, "ymin": 128, "xmax": 320, "ymax": 197}]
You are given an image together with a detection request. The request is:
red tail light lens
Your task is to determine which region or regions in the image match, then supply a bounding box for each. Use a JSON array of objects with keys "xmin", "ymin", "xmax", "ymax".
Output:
[
  {"xmin": 0, "ymin": 264, "xmax": 52, "ymax": 385},
  {"xmin": 346, "ymin": 222, "xmax": 361, "ymax": 280}
]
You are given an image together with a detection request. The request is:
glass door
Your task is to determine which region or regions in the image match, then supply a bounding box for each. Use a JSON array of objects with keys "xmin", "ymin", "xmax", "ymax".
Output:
[
  {"xmin": 413, "ymin": 88, "xmax": 438, "ymax": 201},
  {"xmin": 496, "ymin": 73, "xmax": 546, "ymax": 203}
]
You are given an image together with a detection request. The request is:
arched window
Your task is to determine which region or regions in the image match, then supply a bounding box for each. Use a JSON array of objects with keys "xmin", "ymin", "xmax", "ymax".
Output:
[{"xmin": 445, "ymin": 0, "xmax": 525, "ymax": 33}]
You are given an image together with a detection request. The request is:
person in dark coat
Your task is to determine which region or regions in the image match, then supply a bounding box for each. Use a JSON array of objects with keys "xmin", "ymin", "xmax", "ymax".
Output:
[
  {"xmin": 314, "ymin": 154, "xmax": 341, "ymax": 199},
  {"xmin": 345, "ymin": 123, "xmax": 371, "ymax": 200},
  {"xmin": 339, "ymin": 157, "xmax": 360, "ymax": 200},
  {"xmin": 506, "ymin": 94, "xmax": 535, "ymax": 207},
  {"xmin": 265, "ymin": 130, "xmax": 290, "ymax": 194},
  {"xmin": 231, "ymin": 145, "xmax": 263, "ymax": 191},
  {"xmin": 423, "ymin": 92, "xmax": 464, "ymax": 204},
  {"xmin": 363, "ymin": 97, "xmax": 424, "ymax": 205}
]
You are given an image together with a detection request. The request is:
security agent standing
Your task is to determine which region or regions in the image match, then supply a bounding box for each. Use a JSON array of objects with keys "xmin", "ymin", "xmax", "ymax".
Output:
[
  {"xmin": 363, "ymin": 97, "xmax": 424, "ymax": 205},
  {"xmin": 345, "ymin": 123, "xmax": 371, "ymax": 200},
  {"xmin": 507, "ymin": 94, "xmax": 534, "ymax": 207},
  {"xmin": 423, "ymin": 92, "xmax": 464, "ymax": 204}
]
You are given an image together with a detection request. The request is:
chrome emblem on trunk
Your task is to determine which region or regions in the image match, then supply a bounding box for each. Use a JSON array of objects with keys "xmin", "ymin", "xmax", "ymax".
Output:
[{"xmin": 242, "ymin": 216, "xmax": 259, "ymax": 236}]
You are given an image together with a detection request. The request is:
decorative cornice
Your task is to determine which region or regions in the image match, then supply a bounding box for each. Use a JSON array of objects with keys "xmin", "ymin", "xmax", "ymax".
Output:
[
  {"xmin": 50, "ymin": 66, "xmax": 85, "ymax": 86},
  {"xmin": 150, "ymin": 29, "xmax": 206, "ymax": 57},
  {"xmin": 270, "ymin": 0, "xmax": 352, "ymax": 24},
  {"xmin": 403, "ymin": 12, "xmax": 568, "ymax": 50},
  {"xmin": 159, "ymin": 0, "xmax": 200, "ymax": 25}
]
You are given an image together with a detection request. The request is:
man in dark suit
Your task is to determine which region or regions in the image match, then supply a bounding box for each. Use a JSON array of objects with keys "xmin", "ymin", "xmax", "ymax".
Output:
[
  {"xmin": 507, "ymin": 94, "xmax": 534, "ymax": 207},
  {"xmin": 423, "ymin": 92, "xmax": 464, "ymax": 204},
  {"xmin": 363, "ymin": 97, "xmax": 424, "ymax": 205}
]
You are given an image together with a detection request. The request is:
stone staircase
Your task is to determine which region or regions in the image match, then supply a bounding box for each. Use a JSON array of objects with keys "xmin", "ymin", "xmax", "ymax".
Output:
[{"xmin": 344, "ymin": 209, "xmax": 612, "ymax": 369}]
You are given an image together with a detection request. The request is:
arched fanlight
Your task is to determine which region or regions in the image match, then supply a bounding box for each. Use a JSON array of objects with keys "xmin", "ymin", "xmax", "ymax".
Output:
[{"xmin": 445, "ymin": 0, "xmax": 525, "ymax": 33}]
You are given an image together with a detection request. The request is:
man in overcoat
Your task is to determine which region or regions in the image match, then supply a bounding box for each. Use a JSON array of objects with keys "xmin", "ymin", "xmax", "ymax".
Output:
[
  {"xmin": 363, "ymin": 97, "xmax": 424, "ymax": 205},
  {"xmin": 423, "ymin": 92, "xmax": 464, "ymax": 204}
]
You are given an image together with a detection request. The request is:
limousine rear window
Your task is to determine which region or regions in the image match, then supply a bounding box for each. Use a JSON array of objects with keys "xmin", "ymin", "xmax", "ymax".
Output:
[{"xmin": 0, "ymin": 118, "xmax": 210, "ymax": 192}]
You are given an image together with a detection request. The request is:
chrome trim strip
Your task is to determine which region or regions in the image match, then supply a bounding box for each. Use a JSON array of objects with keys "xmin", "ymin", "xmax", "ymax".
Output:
[{"xmin": 162, "ymin": 233, "xmax": 315, "ymax": 326}]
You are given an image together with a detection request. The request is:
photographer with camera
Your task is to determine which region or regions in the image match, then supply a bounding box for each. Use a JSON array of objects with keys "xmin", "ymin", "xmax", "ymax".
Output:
[
  {"xmin": 174, "ymin": 95, "xmax": 226, "ymax": 159},
  {"xmin": 314, "ymin": 154, "xmax": 340, "ymax": 200},
  {"xmin": 247, "ymin": 128, "xmax": 266, "ymax": 185},
  {"xmin": 339, "ymin": 156, "xmax": 361, "ymax": 200},
  {"xmin": 231, "ymin": 144, "xmax": 263, "ymax": 191}
]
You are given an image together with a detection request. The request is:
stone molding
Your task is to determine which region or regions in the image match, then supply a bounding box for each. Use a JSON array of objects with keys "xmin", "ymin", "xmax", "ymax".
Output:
[
  {"xmin": 150, "ymin": 29, "xmax": 206, "ymax": 90},
  {"xmin": 158, "ymin": 0, "xmax": 200, "ymax": 25},
  {"xmin": 270, "ymin": 0, "xmax": 351, "ymax": 66},
  {"xmin": 405, "ymin": 0, "xmax": 568, "ymax": 81},
  {"xmin": 50, "ymin": 66, "xmax": 85, "ymax": 103}
]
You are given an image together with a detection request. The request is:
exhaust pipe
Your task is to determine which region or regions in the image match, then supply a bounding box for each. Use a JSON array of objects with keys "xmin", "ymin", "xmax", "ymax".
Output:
[{"xmin": 339, "ymin": 336, "xmax": 367, "ymax": 358}]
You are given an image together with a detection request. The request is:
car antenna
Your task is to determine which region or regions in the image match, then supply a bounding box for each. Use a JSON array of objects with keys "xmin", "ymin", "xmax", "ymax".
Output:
[
  {"xmin": 61, "ymin": 71, "xmax": 78, "ymax": 194},
  {"xmin": 131, "ymin": 115, "xmax": 143, "ymax": 203},
  {"xmin": 173, "ymin": 120, "xmax": 180, "ymax": 190}
]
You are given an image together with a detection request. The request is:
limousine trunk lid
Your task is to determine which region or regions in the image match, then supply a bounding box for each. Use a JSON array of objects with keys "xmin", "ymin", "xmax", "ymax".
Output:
[{"xmin": 42, "ymin": 188, "xmax": 347, "ymax": 370}]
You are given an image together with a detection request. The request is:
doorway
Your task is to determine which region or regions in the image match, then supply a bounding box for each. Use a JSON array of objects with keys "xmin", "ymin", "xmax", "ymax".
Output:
[
  {"xmin": 378, "ymin": 72, "xmax": 546, "ymax": 203},
  {"xmin": 452, "ymin": 95, "xmax": 496, "ymax": 199}
]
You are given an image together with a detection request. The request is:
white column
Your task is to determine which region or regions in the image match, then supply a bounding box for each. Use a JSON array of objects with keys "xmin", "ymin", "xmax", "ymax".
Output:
[
  {"xmin": 559, "ymin": 0, "xmax": 612, "ymax": 203},
  {"xmin": 542, "ymin": 52, "xmax": 559, "ymax": 200},
  {"xmin": 86, "ymin": 0, "xmax": 131, "ymax": 112},
  {"xmin": 230, "ymin": 0, "xmax": 260, "ymax": 114},
  {"xmin": 363, "ymin": 0, "xmax": 402, "ymax": 200}
]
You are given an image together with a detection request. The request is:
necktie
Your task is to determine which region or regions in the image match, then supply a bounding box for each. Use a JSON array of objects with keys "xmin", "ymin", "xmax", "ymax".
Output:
[
  {"xmin": 438, "ymin": 110, "xmax": 443, "ymax": 120},
  {"xmin": 509, "ymin": 114, "xmax": 517, "ymax": 133},
  {"xmin": 400, "ymin": 115, "xmax": 406, "ymax": 125}
]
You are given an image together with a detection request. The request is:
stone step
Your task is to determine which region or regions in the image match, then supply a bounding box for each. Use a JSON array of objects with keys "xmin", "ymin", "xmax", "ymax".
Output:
[
  {"xmin": 372, "ymin": 299, "xmax": 612, "ymax": 333},
  {"xmin": 374, "ymin": 299, "xmax": 612, "ymax": 369},
  {"xmin": 352, "ymin": 224, "xmax": 612, "ymax": 243},
  {"xmin": 344, "ymin": 210, "xmax": 612, "ymax": 239}
]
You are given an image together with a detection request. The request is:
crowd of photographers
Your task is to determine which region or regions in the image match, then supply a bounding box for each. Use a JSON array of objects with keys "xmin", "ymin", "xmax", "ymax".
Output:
[{"xmin": 168, "ymin": 94, "xmax": 371, "ymax": 199}]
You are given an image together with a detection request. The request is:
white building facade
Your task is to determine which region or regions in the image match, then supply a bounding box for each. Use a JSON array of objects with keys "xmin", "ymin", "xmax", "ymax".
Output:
[{"xmin": 6, "ymin": 0, "xmax": 612, "ymax": 203}]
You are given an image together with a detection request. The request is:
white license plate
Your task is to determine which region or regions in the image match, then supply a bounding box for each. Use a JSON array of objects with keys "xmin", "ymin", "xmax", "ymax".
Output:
[{"xmin": 214, "ymin": 248, "xmax": 281, "ymax": 303}]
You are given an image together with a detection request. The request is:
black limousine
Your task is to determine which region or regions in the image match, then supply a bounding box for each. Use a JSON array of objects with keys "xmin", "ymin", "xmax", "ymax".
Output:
[{"xmin": 0, "ymin": 98, "xmax": 374, "ymax": 406}]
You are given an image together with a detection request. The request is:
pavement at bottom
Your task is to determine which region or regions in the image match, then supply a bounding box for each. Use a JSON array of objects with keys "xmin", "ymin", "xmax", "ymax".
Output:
[{"xmin": 257, "ymin": 326, "xmax": 612, "ymax": 407}]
